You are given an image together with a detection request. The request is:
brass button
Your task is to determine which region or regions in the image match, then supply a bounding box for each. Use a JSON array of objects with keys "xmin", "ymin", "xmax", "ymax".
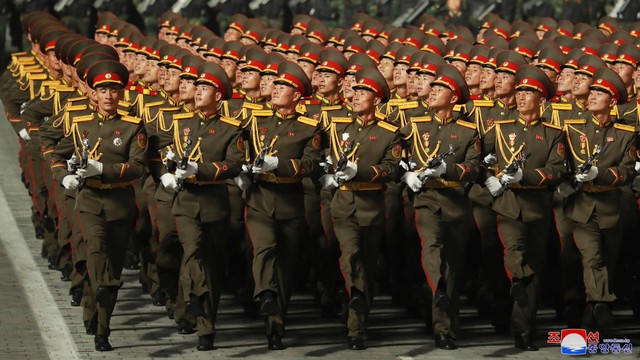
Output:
[
  {"xmin": 523, "ymin": 127, "xmax": 527, "ymax": 131},
  {"xmin": 500, "ymin": 112, "xmax": 505, "ymax": 115},
  {"xmin": 438, "ymin": 125, "xmax": 442, "ymax": 129},
  {"xmin": 200, "ymin": 122, "xmax": 204, "ymax": 125},
  {"xmin": 277, "ymin": 121, "xmax": 281, "ymax": 125},
  {"xmin": 358, "ymin": 128, "xmax": 362, "ymax": 131},
  {"xmin": 98, "ymin": 122, "xmax": 103, "ymax": 126},
  {"xmin": 578, "ymin": 112, "xmax": 582, "ymax": 115},
  {"xmin": 595, "ymin": 129, "xmax": 600, "ymax": 133}
]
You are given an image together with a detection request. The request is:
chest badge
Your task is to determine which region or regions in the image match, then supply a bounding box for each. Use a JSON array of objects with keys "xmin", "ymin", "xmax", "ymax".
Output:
[
  {"xmin": 606, "ymin": 136, "xmax": 614, "ymax": 142},
  {"xmin": 341, "ymin": 133, "xmax": 350, "ymax": 148},
  {"xmin": 509, "ymin": 132, "xmax": 517, "ymax": 151},
  {"xmin": 579, "ymin": 134, "xmax": 587, "ymax": 154},
  {"xmin": 209, "ymin": 129, "xmax": 216, "ymax": 134},
  {"xmin": 422, "ymin": 132, "xmax": 430, "ymax": 149},
  {"xmin": 288, "ymin": 131, "xmax": 296, "ymax": 137},
  {"xmin": 113, "ymin": 137, "xmax": 123, "ymax": 147}
]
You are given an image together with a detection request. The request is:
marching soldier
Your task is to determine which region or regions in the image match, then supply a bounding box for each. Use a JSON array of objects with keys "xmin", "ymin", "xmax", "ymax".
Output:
[
  {"xmin": 483, "ymin": 65, "xmax": 565, "ymax": 351},
  {"xmin": 242, "ymin": 61, "xmax": 322, "ymax": 350},
  {"xmin": 321, "ymin": 67, "xmax": 400, "ymax": 350},
  {"xmin": 558, "ymin": 67, "xmax": 636, "ymax": 330},
  {"xmin": 51, "ymin": 60, "xmax": 147, "ymax": 351}
]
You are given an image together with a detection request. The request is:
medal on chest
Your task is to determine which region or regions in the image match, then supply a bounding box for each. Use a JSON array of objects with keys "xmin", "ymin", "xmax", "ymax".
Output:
[
  {"xmin": 422, "ymin": 132, "xmax": 430, "ymax": 152},
  {"xmin": 259, "ymin": 127, "xmax": 268, "ymax": 142},
  {"xmin": 508, "ymin": 132, "xmax": 517, "ymax": 152},
  {"xmin": 113, "ymin": 129, "xmax": 122, "ymax": 147},
  {"xmin": 183, "ymin": 127, "xmax": 191, "ymax": 147},
  {"xmin": 579, "ymin": 134, "xmax": 587, "ymax": 154},
  {"xmin": 341, "ymin": 133, "xmax": 350, "ymax": 148}
]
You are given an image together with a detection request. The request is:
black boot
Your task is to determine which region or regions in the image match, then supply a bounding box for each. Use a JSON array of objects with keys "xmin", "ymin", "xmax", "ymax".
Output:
[
  {"xmin": 348, "ymin": 336, "xmax": 365, "ymax": 350},
  {"xmin": 94, "ymin": 335, "xmax": 113, "ymax": 352},
  {"xmin": 267, "ymin": 333, "xmax": 284, "ymax": 350},
  {"xmin": 196, "ymin": 334, "xmax": 214, "ymax": 351},
  {"xmin": 514, "ymin": 331, "xmax": 538, "ymax": 351},
  {"xmin": 70, "ymin": 288, "xmax": 83, "ymax": 307},
  {"xmin": 259, "ymin": 290, "xmax": 280, "ymax": 316}
]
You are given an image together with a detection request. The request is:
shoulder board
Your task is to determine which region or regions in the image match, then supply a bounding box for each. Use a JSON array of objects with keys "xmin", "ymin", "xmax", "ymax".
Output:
[
  {"xmin": 252, "ymin": 109, "xmax": 274, "ymax": 117},
  {"xmin": 118, "ymin": 100, "xmax": 132, "ymax": 107},
  {"xmin": 456, "ymin": 120, "xmax": 476, "ymax": 130},
  {"xmin": 220, "ymin": 116, "xmax": 242, "ymax": 127},
  {"xmin": 453, "ymin": 104, "xmax": 464, "ymax": 112},
  {"xmin": 302, "ymin": 99, "xmax": 321, "ymax": 105},
  {"xmin": 377, "ymin": 121, "xmax": 398, "ymax": 132},
  {"xmin": 126, "ymin": 84, "xmax": 137, "ymax": 91},
  {"xmin": 542, "ymin": 122, "xmax": 561, "ymax": 130},
  {"xmin": 321, "ymin": 105, "xmax": 342, "ymax": 111},
  {"xmin": 29, "ymin": 74, "xmax": 48, "ymax": 80},
  {"xmin": 613, "ymin": 123, "xmax": 636, "ymax": 132},
  {"xmin": 375, "ymin": 112, "xmax": 386, "ymax": 121},
  {"xmin": 297, "ymin": 116, "xmax": 319, "ymax": 127},
  {"xmin": 231, "ymin": 92, "xmax": 244, "ymax": 99},
  {"xmin": 331, "ymin": 117, "xmax": 353, "ymax": 124},
  {"xmin": 564, "ymin": 119, "xmax": 586, "ymax": 125},
  {"xmin": 295, "ymin": 103, "xmax": 307, "ymax": 113},
  {"xmin": 473, "ymin": 99, "xmax": 494, "ymax": 107},
  {"xmin": 159, "ymin": 107, "xmax": 180, "ymax": 112},
  {"xmin": 387, "ymin": 98, "xmax": 406, "ymax": 106},
  {"xmin": 242, "ymin": 102, "xmax": 264, "ymax": 110},
  {"xmin": 120, "ymin": 115, "xmax": 141, "ymax": 124},
  {"xmin": 68, "ymin": 96, "xmax": 87, "ymax": 102},
  {"xmin": 11, "ymin": 51, "xmax": 27, "ymax": 57},
  {"xmin": 145, "ymin": 100, "xmax": 165, "ymax": 108},
  {"xmin": 42, "ymin": 80, "xmax": 60, "ymax": 87},
  {"xmin": 117, "ymin": 109, "xmax": 131, "ymax": 116},
  {"xmin": 173, "ymin": 112, "xmax": 194, "ymax": 120},
  {"xmin": 551, "ymin": 103, "xmax": 572, "ymax": 111},
  {"xmin": 398, "ymin": 101, "xmax": 418, "ymax": 110},
  {"xmin": 141, "ymin": 88, "xmax": 158, "ymax": 96},
  {"xmin": 494, "ymin": 119, "xmax": 515, "ymax": 124},
  {"xmin": 73, "ymin": 114, "xmax": 94, "ymax": 123},
  {"xmin": 67, "ymin": 104, "xmax": 87, "ymax": 112},
  {"xmin": 54, "ymin": 85, "xmax": 76, "ymax": 92},
  {"xmin": 411, "ymin": 116, "xmax": 432, "ymax": 123}
]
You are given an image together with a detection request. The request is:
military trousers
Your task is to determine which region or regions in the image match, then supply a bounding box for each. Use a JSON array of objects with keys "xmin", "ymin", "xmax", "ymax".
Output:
[
  {"xmin": 415, "ymin": 206, "xmax": 468, "ymax": 338},
  {"xmin": 552, "ymin": 198, "xmax": 584, "ymax": 303},
  {"xmin": 246, "ymin": 206, "xmax": 304, "ymax": 336},
  {"xmin": 497, "ymin": 214, "xmax": 550, "ymax": 333},
  {"xmin": 333, "ymin": 215, "xmax": 384, "ymax": 339},
  {"xmin": 572, "ymin": 212, "xmax": 622, "ymax": 303},
  {"xmin": 175, "ymin": 214, "xmax": 227, "ymax": 336},
  {"xmin": 79, "ymin": 211, "xmax": 134, "ymax": 336}
]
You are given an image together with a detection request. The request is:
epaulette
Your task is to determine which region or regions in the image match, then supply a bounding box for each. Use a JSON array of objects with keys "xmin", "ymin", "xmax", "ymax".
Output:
[
  {"xmin": 159, "ymin": 106, "xmax": 180, "ymax": 112},
  {"xmin": 297, "ymin": 116, "xmax": 319, "ymax": 127},
  {"xmin": 67, "ymin": 104, "xmax": 87, "ymax": 112},
  {"xmin": 118, "ymin": 100, "xmax": 132, "ymax": 107},
  {"xmin": 28, "ymin": 73, "xmax": 48, "ymax": 80},
  {"xmin": 453, "ymin": 104, "xmax": 464, "ymax": 112},
  {"xmin": 456, "ymin": 120, "xmax": 476, "ymax": 130},
  {"xmin": 542, "ymin": 122, "xmax": 561, "ymax": 130},
  {"xmin": 252, "ymin": 109, "xmax": 274, "ymax": 117},
  {"xmin": 117, "ymin": 108, "xmax": 131, "ymax": 116},
  {"xmin": 331, "ymin": 117, "xmax": 353, "ymax": 124},
  {"xmin": 173, "ymin": 112, "xmax": 194, "ymax": 120},
  {"xmin": 398, "ymin": 101, "xmax": 418, "ymax": 110},
  {"xmin": 295, "ymin": 103, "xmax": 307, "ymax": 113},
  {"xmin": 494, "ymin": 119, "xmax": 515, "ymax": 124},
  {"xmin": 387, "ymin": 98, "xmax": 406, "ymax": 106},
  {"xmin": 73, "ymin": 114, "xmax": 94, "ymax": 123},
  {"xmin": 375, "ymin": 112, "xmax": 386, "ymax": 121},
  {"xmin": 614, "ymin": 123, "xmax": 635, "ymax": 132},
  {"xmin": 411, "ymin": 116, "xmax": 432, "ymax": 123},
  {"xmin": 126, "ymin": 84, "xmax": 137, "ymax": 91},
  {"xmin": 42, "ymin": 80, "xmax": 60, "ymax": 88},
  {"xmin": 302, "ymin": 99, "xmax": 321, "ymax": 105},
  {"xmin": 141, "ymin": 88, "xmax": 158, "ymax": 96},
  {"xmin": 551, "ymin": 103, "xmax": 572, "ymax": 111},
  {"xmin": 243, "ymin": 102, "xmax": 264, "ymax": 110},
  {"xmin": 377, "ymin": 121, "xmax": 398, "ymax": 132},
  {"xmin": 231, "ymin": 92, "xmax": 244, "ymax": 99},
  {"xmin": 321, "ymin": 105, "xmax": 342, "ymax": 111},
  {"xmin": 54, "ymin": 85, "xmax": 76, "ymax": 92},
  {"xmin": 564, "ymin": 119, "xmax": 586, "ymax": 125},
  {"xmin": 68, "ymin": 96, "xmax": 87, "ymax": 102},
  {"xmin": 145, "ymin": 100, "xmax": 165, "ymax": 108},
  {"xmin": 220, "ymin": 116, "xmax": 242, "ymax": 127},
  {"xmin": 11, "ymin": 51, "xmax": 27, "ymax": 57},
  {"xmin": 120, "ymin": 115, "xmax": 142, "ymax": 124},
  {"xmin": 473, "ymin": 99, "xmax": 494, "ymax": 107}
]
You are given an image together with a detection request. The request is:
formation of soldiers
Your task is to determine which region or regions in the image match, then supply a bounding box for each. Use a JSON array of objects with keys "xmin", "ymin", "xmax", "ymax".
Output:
[{"xmin": 2, "ymin": 7, "xmax": 640, "ymax": 354}]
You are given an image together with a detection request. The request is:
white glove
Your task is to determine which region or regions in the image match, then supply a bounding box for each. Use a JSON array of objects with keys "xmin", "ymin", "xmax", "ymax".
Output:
[
  {"xmin": 557, "ymin": 181, "xmax": 576, "ymax": 198},
  {"xmin": 234, "ymin": 173, "xmax": 252, "ymax": 191},
  {"xmin": 484, "ymin": 153, "xmax": 496, "ymax": 165},
  {"xmin": 77, "ymin": 159, "xmax": 103, "ymax": 178},
  {"xmin": 319, "ymin": 174, "xmax": 339, "ymax": 189},
  {"xmin": 633, "ymin": 176, "xmax": 640, "ymax": 192},
  {"xmin": 175, "ymin": 161, "xmax": 198, "ymax": 180},
  {"xmin": 253, "ymin": 155, "xmax": 278, "ymax": 173},
  {"xmin": 421, "ymin": 161, "xmax": 447, "ymax": 178},
  {"xmin": 402, "ymin": 171, "xmax": 423, "ymax": 192},
  {"xmin": 62, "ymin": 175, "xmax": 79, "ymax": 190},
  {"xmin": 635, "ymin": 161, "xmax": 640, "ymax": 173},
  {"xmin": 500, "ymin": 168, "xmax": 523, "ymax": 184},
  {"xmin": 67, "ymin": 154, "xmax": 79, "ymax": 172},
  {"xmin": 485, "ymin": 176, "xmax": 504, "ymax": 197},
  {"xmin": 163, "ymin": 149, "xmax": 176, "ymax": 165},
  {"xmin": 409, "ymin": 161, "xmax": 418, "ymax": 170},
  {"xmin": 335, "ymin": 161, "xmax": 357, "ymax": 181},
  {"xmin": 575, "ymin": 166, "xmax": 598, "ymax": 183},
  {"xmin": 19, "ymin": 128, "xmax": 31, "ymax": 141},
  {"xmin": 241, "ymin": 164, "xmax": 251, "ymax": 173},
  {"xmin": 160, "ymin": 173, "xmax": 178, "ymax": 190}
]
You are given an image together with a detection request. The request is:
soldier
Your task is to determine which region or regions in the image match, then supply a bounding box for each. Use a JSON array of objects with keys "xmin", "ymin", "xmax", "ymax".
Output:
[
  {"xmin": 51, "ymin": 60, "xmax": 148, "ymax": 351},
  {"xmin": 321, "ymin": 67, "xmax": 400, "ymax": 350},
  {"xmin": 401, "ymin": 64, "xmax": 479, "ymax": 349},
  {"xmin": 242, "ymin": 61, "xmax": 322, "ymax": 350},
  {"xmin": 160, "ymin": 62, "xmax": 242, "ymax": 351},
  {"xmin": 483, "ymin": 65, "xmax": 565, "ymax": 351}
]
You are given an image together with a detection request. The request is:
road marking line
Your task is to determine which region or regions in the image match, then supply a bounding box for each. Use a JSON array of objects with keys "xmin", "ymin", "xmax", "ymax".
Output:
[{"xmin": 0, "ymin": 186, "xmax": 81, "ymax": 360}]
